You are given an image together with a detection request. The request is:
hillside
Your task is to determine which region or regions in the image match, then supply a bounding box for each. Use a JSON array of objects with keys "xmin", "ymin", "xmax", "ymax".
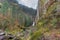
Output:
[
  {"xmin": 8, "ymin": 0, "xmax": 37, "ymax": 18},
  {"xmin": 19, "ymin": 4, "xmax": 37, "ymax": 17},
  {"xmin": 0, "ymin": 0, "xmax": 60, "ymax": 40}
]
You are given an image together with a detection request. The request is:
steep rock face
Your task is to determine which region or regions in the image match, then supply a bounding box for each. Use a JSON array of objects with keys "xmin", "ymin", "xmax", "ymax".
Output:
[
  {"xmin": 30, "ymin": 0, "xmax": 60, "ymax": 40},
  {"xmin": 57, "ymin": 0, "xmax": 60, "ymax": 14},
  {"xmin": 0, "ymin": 0, "xmax": 37, "ymax": 29}
]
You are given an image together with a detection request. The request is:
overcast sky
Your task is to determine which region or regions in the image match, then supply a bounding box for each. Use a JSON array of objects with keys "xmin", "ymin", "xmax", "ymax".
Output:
[{"xmin": 17, "ymin": 0, "xmax": 38, "ymax": 9}]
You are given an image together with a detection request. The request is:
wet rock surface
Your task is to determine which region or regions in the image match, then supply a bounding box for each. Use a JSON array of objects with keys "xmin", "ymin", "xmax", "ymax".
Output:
[{"xmin": 0, "ymin": 30, "xmax": 20, "ymax": 40}]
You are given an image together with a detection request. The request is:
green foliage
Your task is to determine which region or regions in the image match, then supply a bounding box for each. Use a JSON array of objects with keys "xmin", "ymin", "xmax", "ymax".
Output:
[
  {"xmin": 30, "ymin": 27, "xmax": 49, "ymax": 40},
  {"xmin": 0, "ymin": 0, "xmax": 9, "ymax": 14},
  {"xmin": 0, "ymin": 0, "xmax": 58, "ymax": 40},
  {"xmin": 24, "ymin": 15, "xmax": 33, "ymax": 27},
  {"xmin": 30, "ymin": 0, "xmax": 58, "ymax": 40},
  {"xmin": 47, "ymin": 2, "xmax": 57, "ymax": 14}
]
